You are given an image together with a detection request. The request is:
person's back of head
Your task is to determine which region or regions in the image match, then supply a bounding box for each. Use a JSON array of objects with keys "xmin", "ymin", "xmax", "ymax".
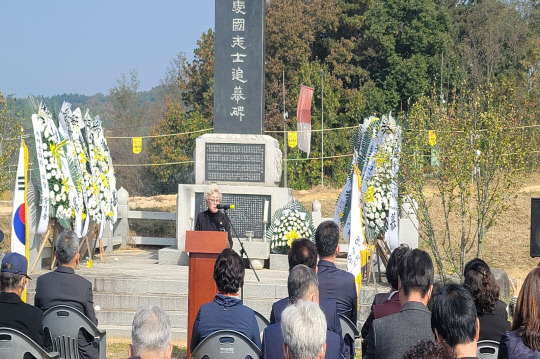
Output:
[
  {"xmin": 129, "ymin": 305, "xmax": 172, "ymax": 359},
  {"xmin": 213, "ymin": 248, "xmax": 244, "ymax": 294},
  {"xmin": 288, "ymin": 264, "xmax": 319, "ymax": 303},
  {"xmin": 512, "ymin": 266, "xmax": 540, "ymax": 351},
  {"xmin": 402, "ymin": 340, "xmax": 456, "ymax": 359},
  {"xmin": 1, "ymin": 252, "xmax": 30, "ymax": 295},
  {"xmin": 386, "ymin": 244, "xmax": 410, "ymax": 290},
  {"xmin": 314, "ymin": 221, "xmax": 339, "ymax": 258},
  {"xmin": 55, "ymin": 230, "xmax": 80, "ymax": 266},
  {"xmin": 281, "ymin": 300, "xmax": 327, "ymax": 359},
  {"xmin": 462, "ymin": 258, "xmax": 499, "ymax": 315},
  {"xmin": 288, "ymin": 238, "xmax": 318, "ymax": 271},
  {"xmin": 431, "ymin": 284, "xmax": 479, "ymax": 354},
  {"xmin": 398, "ymin": 249, "xmax": 434, "ymax": 299}
]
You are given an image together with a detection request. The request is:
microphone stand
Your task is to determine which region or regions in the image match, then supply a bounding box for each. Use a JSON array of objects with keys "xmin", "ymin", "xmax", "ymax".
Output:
[{"xmin": 221, "ymin": 208, "xmax": 260, "ymax": 301}]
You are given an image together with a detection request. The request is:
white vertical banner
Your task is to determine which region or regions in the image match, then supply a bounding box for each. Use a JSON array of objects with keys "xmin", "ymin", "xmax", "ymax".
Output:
[{"xmin": 347, "ymin": 165, "xmax": 366, "ymax": 281}]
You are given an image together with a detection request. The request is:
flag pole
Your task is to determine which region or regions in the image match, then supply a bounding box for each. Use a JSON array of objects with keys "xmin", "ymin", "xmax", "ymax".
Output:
[
  {"xmin": 320, "ymin": 69, "xmax": 324, "ymax": 186},
  {"xmin": 283, "ymin": 70, "xmax": 288, "ymax": 188}
]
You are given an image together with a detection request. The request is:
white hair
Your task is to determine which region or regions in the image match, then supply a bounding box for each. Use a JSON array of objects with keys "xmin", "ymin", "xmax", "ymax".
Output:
[
  {"xmin": 281, "ymin": 300, "xmax": 327, "ymax": 359},
  {"xmin": 131, "ymin": 305, "xmax": 171, "ymax": 356},
  {"xmin": 203, "ymin": 184, "xmax": 221, "ymax": 202}
]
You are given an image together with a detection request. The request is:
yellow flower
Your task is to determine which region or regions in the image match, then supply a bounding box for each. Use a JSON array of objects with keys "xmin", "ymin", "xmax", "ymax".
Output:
[
  {"xmin": 365, "ymin": 186, "xmax": 375, "ymax": 202},
  {"xmin": 286, "ymin": 230, "xmax": 300, "ymax": 247},
  {"xmin": 86, "ymin": 260, "xmax": 92, "ymax": 268},
  {"xmin": 339, "ymin": 212, "xmax": 344, "ymax": 218},
  {"xmin": 72, "ymin": 209, "xmax": 76, "ymax": 218},
  {"xmin": 82, "ymin": 211, "xmax": 87, "ymax": 220},
  {"xmin": 376, "ymin": 157, "xmax": 385, "ymax": 168},
  {"xmin": 49, "ymin": 143, "xmax": 56, "ymax": 153},
  {"xmin": 62, "ymin": 177, "xmax": 70, "ymax": 192},
  {"xmin": 80, "ymin": 151, "xmax": 87, "ymax": 164}
]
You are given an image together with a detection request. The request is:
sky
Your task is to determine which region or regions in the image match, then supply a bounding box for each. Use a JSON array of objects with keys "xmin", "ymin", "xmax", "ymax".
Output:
[{"xmin": 0, "ymin": 1, "xmax": 215, "ymax": 98}]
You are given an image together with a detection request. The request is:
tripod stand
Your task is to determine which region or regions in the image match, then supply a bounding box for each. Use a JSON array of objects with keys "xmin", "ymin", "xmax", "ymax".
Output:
[{"xmin": 221, "ymin": 209, "xmax": 260, "ymax": 300}]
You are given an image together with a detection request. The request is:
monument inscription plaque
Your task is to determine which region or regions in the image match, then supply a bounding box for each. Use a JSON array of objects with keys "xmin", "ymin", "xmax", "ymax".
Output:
[
  {"xmin": 214, "ymin": 0, "xmax": 265, "ymax": 134},
  {"xmin": 195, "ymin": 193, "xmax": 271, "ymax": 238},
  {"xmin": 205, "ymin": 143, "xmax": 265, "ymax": 182}
]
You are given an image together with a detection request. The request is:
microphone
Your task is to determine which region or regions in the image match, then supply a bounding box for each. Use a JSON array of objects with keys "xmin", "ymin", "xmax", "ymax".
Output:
[{"xmin": 217, "ymin": 204, "xmax": 235, "ymax": 210}]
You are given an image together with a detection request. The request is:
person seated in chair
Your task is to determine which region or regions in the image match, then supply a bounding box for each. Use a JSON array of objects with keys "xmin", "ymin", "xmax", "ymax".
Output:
[
  {"xmin": 34, "ymin": 230, "xmax": 99, "ymax": 359},
  {"xmin": 128, "ymin": 305, "xmax": 173, "ymax": 359},
  {"xmin": 190, "ymin": 248, "xmax": 261, "ymax": 352},
  {"xmin": 261, "ymin": 265, "xmax": 342, "ymax": 359},
  {"xmin": 431, "ymin": 284, "xmax": 480, "ymax": 358},
  {"xmin": 0, "ymin": 252, "xmax": 45, "ymax": 353},
  {"xmin": 281, "ymin": 300, "xmax": 329, "ymax": 359}
]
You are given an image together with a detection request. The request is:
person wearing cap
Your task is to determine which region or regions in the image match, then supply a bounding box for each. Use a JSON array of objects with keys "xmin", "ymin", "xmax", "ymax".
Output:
[{"xmin": 0, "ymin": 252, "xmax": 46, "ymax": 348}]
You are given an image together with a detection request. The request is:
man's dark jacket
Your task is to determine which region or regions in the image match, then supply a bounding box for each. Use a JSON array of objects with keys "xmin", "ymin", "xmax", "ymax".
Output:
[
  {"xmin": 34, "ymin": 265, "xmax": 98, "ymax": 359},
  {"xmin": 0, "ymin": 291, "xmax": 45, "ymax": 347}
]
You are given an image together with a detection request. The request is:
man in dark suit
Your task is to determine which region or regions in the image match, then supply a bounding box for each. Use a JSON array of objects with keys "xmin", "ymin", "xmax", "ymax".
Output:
[
  {"xmin": 34, "ymin": 230, "xmax": 99, "ymax": 359},
  {"xmin": 262, "ymin": 265, "xmax": 341, "ymax": 359},
  {"xmin": 0, "ymin": 252, "xmax": 45, "ymax": 350},
  {"xmin": 315, "ymin": 221, "xmax": 357, "ymax": 358},
  {"xmin": 315, "ymin": 221, "xmax": 357, "ymax": 324},
  {"xmin": 431, "ymin": 284, "xmax": 480, "ymax": 358},
  {"xmin": 269, "ymin": 238, "xmax": 348, "ymax": 358},
  {"xmin": 365, "ymin": 249, "xmax": 436, "ymax": 359}
]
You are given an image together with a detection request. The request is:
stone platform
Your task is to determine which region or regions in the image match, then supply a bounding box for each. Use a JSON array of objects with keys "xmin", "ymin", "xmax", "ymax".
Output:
[{"xmin": 26, "ymin": 248, "xmax": 390, "ymax": 346}]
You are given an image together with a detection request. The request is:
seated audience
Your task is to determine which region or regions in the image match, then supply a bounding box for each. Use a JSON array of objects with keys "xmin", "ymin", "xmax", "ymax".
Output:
[
  {"xmin": 261, "ymin": 265, "xmax": 341, "ymax": 359},
  {"xmin": 462, "ymin": 258, "xmax": 510, "ymax": 342},
  {"xmin": 281, "ymin": 300, "xmax": 329, "ymax": 359},
  {"xmin": 128, "ymin": 305, "xmax": 172, "ymax": 359},
  {"xmin": 190, "ymin": 248, "xmax": 261, "ymax": 351},
  {"xmin": 365, "ymin": 248, "xmax": 435, "ymax": 359},
  {"xmin": 431, "ymin": 284, "xmax": 480, "ymax": 358},
  {"xmin": 269, "ymin": 238, "xmax": 347, "ymax": 357},
  {"xmin": 498, "ymin": 266, "xmax": 540, "ymax": 358},
  {"xmin": 361, "ymin": 244, "xmax": 410, "ymax": 350},
  {"xmin": 0, "ymin": 253, "xmax": 45, "ymax": 350},
  {"xmin": 34, "ymin": 230, "xmax": 98, "ymax": 359},
  {"xmin": 401, "ymin": 340, "xmax": 456, "ymax": 359}
]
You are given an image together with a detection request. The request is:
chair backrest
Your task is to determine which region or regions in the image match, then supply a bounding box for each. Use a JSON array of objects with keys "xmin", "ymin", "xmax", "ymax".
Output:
[
  {"xmin": 253, "ymin": 311, "xmax": 270, "ymax": 336},
  {"xmin": 338, "ymin": 313, "xmax": 359, "ymax": 342},
  {"xmin": 477, "ymin": 340, "xmax": 499, "ymax": 359},
  {"xmin": 0, "ymin": 327, "xmax": 59, "ymax": 359},
  {"xmin": 191, "ymin": 330, "xmax": 261, "ymax": 359},
  {"xmin": 42, "ymin": 305, "xmax": 106, "ymax": 359}
]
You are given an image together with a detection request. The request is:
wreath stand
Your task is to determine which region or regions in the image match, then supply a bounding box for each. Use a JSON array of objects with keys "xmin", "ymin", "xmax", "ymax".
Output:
[
  {"xmin": 78, "ymin": 221, "xmax": 106, "ymax": 265},
  {"xmin": 30, "ymin": 219, "xmax": 59, "ymax": 273},
  {"xmin": 364, "ymin": 234, "xmax": 391, "ymax": 290}
]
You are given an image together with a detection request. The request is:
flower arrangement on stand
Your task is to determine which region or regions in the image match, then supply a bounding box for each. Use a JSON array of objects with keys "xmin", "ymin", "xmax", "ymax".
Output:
[
  {"xmin": 266, "ymin": 201, "xmax": 315, "ymax": 254},
  {"xmin": 35, "ymin": 106, "xmax": 75, "ymax": 226}
]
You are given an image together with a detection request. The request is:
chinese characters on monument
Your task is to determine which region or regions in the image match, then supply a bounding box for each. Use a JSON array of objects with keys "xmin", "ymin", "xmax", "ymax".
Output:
[{"xmin": 214, "ymin": 0, "xmax": 264, "ymax": 134}]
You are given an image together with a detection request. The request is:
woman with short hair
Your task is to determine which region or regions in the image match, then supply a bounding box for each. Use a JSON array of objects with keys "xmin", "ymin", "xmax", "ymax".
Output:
[
  {"xmin": 190, "ymin": 248, "xmax": 260, "ymax": 351},
  {"xmin": 195, "ymin": 184, "xmax": 232, "ymax": 247},
  {"xmin": 498, "ymin": 266, "xmax": 540, "ymax": 358}
]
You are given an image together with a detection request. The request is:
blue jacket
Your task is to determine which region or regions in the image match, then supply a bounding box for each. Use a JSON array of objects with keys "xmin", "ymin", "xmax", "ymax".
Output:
[
  {"xmin": 317, "ymin": 260, "xmax": 358, "ymax": 325},
  {"xmin": 261, "ymin": 322, "xmax": 342, "ymax": 359},
  {"xmin": 190, "ymin": 294, "xmax": 261, "ymax": 351},
  {"xmin": 498, "ymin": 330, "xmax": 540, "ymax": 359}
]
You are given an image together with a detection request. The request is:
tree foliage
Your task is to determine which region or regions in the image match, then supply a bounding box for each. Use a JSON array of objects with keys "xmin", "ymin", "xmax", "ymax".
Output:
[
  {"xmin": 400, "ymin": 83, "xmax": 528, "ymax": 278},
  {"xmin": 0, "ymin": 92, "xmax": 19, "ymax": 198}
]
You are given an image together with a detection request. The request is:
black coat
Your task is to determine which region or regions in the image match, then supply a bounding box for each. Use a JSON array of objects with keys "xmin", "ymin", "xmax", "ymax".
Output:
[{"xmin": 0, "ymin": 291, "xmax": 45, "ymax": 347}]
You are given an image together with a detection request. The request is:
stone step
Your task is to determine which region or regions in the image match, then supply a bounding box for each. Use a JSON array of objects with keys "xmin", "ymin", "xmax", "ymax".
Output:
[{"xmin": 97, "ymin": 310, "xmax": 187, "ymax": 327}]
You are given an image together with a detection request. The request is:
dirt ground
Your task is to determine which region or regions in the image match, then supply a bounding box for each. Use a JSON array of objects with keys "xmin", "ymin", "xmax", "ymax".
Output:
[{"xmin": 2, "ymin": 175, "xmax": 539, "ymax": 281}]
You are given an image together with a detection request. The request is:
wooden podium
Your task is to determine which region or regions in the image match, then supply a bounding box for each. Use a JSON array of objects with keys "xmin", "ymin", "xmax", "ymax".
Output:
[{"xmin": 185, "ymin": 230, "xmax": 227, "ymax": 356}]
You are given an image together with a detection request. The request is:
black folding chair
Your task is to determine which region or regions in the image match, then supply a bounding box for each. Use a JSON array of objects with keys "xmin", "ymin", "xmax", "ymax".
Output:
[
  {"xmin": 43, "ymin": 305, "xmax": 106, "ymax": 359},
  {"xmin": 0, "ymin": 327, "xmax": 59, "ymax": 359},
  {"xmin": 191, "ymin": 330, "xmax": 261, "ymax": 359}
]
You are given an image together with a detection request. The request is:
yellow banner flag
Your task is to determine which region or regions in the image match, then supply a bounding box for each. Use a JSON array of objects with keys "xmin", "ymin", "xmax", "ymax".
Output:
[
  {"xmin": 132, "ymin": 137, "xmax": 142, "ymax": 154},
  {"xmin": 428, "ymin": 130, "xmax": 436, "ymax": 146},
  {"xmin": 288, "ymin": 131, "xmax": 297, "ymax": 148}
]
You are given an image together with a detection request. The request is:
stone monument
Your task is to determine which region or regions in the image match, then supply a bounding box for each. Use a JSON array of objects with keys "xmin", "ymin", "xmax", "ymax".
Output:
[{"xmin": 159, "ymin": 0, "xmax": 294, "ymax": 266}]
